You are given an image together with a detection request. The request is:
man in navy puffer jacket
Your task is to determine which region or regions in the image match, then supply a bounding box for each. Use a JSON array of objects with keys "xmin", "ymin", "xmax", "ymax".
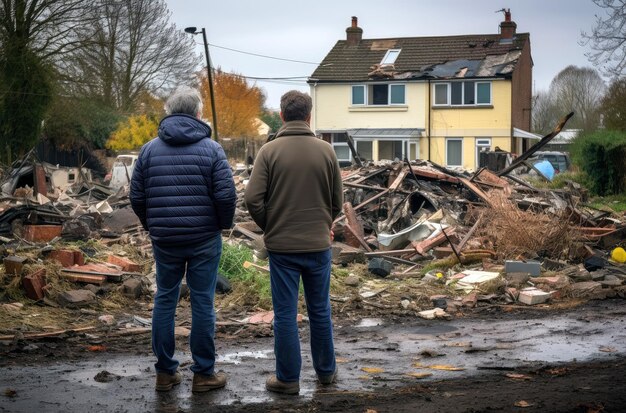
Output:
[{"xmin": 130, "ymin": 86, "xmax": 236, "ymax": 393}]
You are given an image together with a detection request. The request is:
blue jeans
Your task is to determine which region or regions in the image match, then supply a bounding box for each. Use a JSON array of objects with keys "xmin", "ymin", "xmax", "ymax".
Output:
[
  {"xmin": 151, "ymin": 235, "xmax": 222, "ymax": 376},
  {"xmin": 268, "ymin": 249, "xmax": 336, "ymax": 382}
]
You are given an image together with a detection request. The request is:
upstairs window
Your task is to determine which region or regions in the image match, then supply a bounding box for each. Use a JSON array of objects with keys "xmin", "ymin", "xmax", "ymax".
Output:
[
  {"xmin": 352, "ymin": 85, "xmax": 365, "ymax": 105},
  {"xmin": 352, "ymin": 83, "xmax": 406, "ymax": 106},
  {"xmin": 433, "ymin": 81, "xmax": 492, "ymax": 107},
  {"xmin": 381, "ymin": 49, "xmax": 401, "ymax": 65}
]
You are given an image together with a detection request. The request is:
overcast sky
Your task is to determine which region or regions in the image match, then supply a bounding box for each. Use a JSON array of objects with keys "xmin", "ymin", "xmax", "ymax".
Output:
[{"xmin": 167, "ymin": 0, "xmax": 602, "ymax": 110}]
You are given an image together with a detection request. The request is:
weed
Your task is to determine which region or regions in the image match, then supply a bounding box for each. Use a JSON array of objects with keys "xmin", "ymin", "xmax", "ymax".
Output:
[{"xmin": 219, "ymin": 242, "xmax": 271, "ymax": 303}]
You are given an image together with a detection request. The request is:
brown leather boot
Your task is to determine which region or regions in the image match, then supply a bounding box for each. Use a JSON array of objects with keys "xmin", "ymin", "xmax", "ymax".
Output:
[
  {"xmin": 155, "ymin": 371, "xmax": 182, "ymax": 391},
  {"xmin": 192, "ymin": 371, "xmax": 227, "ymax": 393},
  {"xmin": 318, "ymin": 368, "xmax": 337, "ymax": 385},
  {"xmin": 265, "ymin": 375, "xmax": 300, "ymax": 395}
]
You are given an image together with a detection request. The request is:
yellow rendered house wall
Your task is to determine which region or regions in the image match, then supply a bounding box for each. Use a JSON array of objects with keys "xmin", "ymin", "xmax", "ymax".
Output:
[
  {"xmin": 310, "ymin": 83, "xmax": 427, "ymax": 130},
  {"xmin": 427, "ymin": 80, "xmax": 512, "ymax": 170}
]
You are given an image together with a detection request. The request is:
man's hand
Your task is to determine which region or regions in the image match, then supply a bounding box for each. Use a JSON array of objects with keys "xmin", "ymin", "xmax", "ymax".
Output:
[{"xmin": 330, "ymin": 229, "xmax": 335, "ymax": 242}]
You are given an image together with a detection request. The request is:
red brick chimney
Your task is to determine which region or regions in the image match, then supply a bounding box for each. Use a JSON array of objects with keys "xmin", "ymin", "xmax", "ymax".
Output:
[
  {"xmin": 346, "ymin": 16, "xmax": 363, "ymax": 46},
  {"xmin": 499, "ymin": 9, "xmax": 517, "ymax": 41}
]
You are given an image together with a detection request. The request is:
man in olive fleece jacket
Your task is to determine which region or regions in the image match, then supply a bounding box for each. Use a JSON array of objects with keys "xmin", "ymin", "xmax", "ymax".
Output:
[{"xmin": 244, "ymin": 90, "xmax": 343, "ymax": 394}]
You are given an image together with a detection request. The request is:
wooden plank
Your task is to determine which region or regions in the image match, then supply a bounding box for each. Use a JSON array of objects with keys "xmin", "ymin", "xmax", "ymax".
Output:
[
  {"xmin": 411, "ymin": 227, "xmax": 456, "ymax": 255},
  {"xmin": 388, "ymin": 169, "xmax": 408, "ymax": 192},
  {"xmin": 364, "ymin": 249, "xmax": 416, "ymax": 257},
  {"xmin": 343, "ymin": 224, "xmax": 372, "ymax": 252},
  {"xmin": 61, "ymin": 272, "xmax": 107, "ymax": 285},
  {"xmin": 410, "ymin": 166, "xmax": 460, "ymax": 184},
  {"xmin": 0, "ymin": 326, "xmax": 96, "ymax": 341},
  {"xmin": 458, "ymin": 177, "xmax": 496, "ymax": 208},
  {"xmin": 497, "ymin": 112, "xmax": 574, "ymax": 177}
]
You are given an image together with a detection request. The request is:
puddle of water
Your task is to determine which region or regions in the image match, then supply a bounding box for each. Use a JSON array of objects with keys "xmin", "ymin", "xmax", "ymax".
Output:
[
  {"xmin": 356, "ymin": 318, "xmax": 384, "ymax": 328},
  {"xmin": 216, "ymin": 349, "xmax": 273, "ymax": 365}
]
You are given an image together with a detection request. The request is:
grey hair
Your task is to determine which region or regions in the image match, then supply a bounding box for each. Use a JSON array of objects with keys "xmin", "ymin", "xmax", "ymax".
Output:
[{"xmin": 164, "ymin": 86, "xmax": 203, "ymax": 116}]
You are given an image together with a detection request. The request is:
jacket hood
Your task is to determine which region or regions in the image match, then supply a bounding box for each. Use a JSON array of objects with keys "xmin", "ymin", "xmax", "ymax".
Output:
[
  {"xmin": 275, "ymin": 120, "xmax": 315, "ymax": 138},
  {"xmin": 158, "ymin": 114, "xmax": 212, "ymax": 145}
]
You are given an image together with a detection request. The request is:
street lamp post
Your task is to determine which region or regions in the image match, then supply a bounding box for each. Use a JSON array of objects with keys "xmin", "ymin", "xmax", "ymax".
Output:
[{"xmin": 185, "ymin": 27, "xmax": 219, "ymax": 141}]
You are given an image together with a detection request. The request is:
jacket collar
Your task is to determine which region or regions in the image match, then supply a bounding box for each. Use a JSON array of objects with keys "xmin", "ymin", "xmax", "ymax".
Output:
[{"xmin": 274, "ymin": 120, "xmax": 316, "ymax": 139}]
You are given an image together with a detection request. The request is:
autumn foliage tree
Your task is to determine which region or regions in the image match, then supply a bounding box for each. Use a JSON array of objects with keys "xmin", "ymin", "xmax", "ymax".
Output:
[
  {"xmin": 199, "ymin": 68, "xmax": 263, "ymax": 139},
  {"xmin": 106, "ymin": 114, "xmax": 159, "ymax": 151}
]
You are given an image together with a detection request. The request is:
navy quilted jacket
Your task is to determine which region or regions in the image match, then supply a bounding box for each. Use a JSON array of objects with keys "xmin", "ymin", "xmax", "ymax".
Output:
[{"xmin": 130, "ymin": 114, "xmax": 236, "ymax": 246}]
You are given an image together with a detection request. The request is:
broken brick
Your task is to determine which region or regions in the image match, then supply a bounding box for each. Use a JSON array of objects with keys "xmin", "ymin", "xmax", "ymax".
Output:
[
  {"xmin": 3, "ymin": 256, "xmax": 27, "ymax": 275},
  {"xmin": 48, "ymin": 249, "xmax": 74, "ymax": 268},
  {"xmin": 22, "ymin": 225, "xmax": 62, "ymax": 243},
  {"xmin": 107, "ymin": 255, "xmax": 142, "ymax": 273},
  {"xmin": 23, "ymin": 269, "xmax": 47, "ymax": 301}
]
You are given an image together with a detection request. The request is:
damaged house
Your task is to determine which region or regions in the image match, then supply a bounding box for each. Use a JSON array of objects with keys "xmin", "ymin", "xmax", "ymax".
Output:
[{"xmin": 309, "ymin": 10, "xmax": 535, "ymax": 170}]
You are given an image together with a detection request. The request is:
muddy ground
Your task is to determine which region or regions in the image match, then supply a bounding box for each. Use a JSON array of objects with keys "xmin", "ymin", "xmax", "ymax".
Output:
[{"xmin": 1, "ymin": 299, "xmax": 625, "ymax": 412}]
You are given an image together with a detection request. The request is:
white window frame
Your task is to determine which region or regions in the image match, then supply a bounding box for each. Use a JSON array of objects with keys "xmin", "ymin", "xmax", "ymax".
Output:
[
  {"xmin": 446, "ymin": 138, "xmax": 463, "ymax": 167},
  {"xmin": 433, "ymin": 83, "xmax": 449, "ymax": 106},
  {"xmin": 351, "ymin": 85, "xmax": 366, "ymax": 105},
  {"xmin": 332, "ymin": 133, "xmax": 351, "ymax": 162},
  {"xmin": 475, "ymin": 138, "xmax": 491, "ymax": 168},
  {"xmin": 475, "ymin": 81, "xmax": 492, "ymax": 105},
  {"xmin": 432, "ymin": 81, "xmax": 492, "ymax": 107},
  {"xmin": 381, "ymin": 49, "xmax": 401, "ymax": 65},
  {"xmin": 352, "ymin": 83, "xmax": 406, "ymax": 106}
]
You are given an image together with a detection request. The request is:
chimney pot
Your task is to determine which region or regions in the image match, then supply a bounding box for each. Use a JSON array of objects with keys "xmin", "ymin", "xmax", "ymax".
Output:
[
  {"xmin": 346, "ymin": 16, "xmax": 363, "ymax": 46},
  {"xmin": 499, "ymin": 9, "xmax": 516, "ymax": 41}
]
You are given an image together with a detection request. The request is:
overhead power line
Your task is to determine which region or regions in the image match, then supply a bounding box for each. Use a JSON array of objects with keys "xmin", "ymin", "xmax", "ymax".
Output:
[{"xmin": 194, "ymin": 41, "xmax": 322, "ymax": 65}]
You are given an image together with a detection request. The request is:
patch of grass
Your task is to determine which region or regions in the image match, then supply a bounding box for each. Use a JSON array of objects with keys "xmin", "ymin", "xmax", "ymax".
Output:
[
  {"xmin": 587, "ymin": 193, "xmax": 626, "ymax": 213},
  {"xmin": 219, "ymin": 242, "xmax": 271, "ymax": 302},
  {"xmin": 529, "ymin": 171, "xmax": 590, "ymax": 190}
]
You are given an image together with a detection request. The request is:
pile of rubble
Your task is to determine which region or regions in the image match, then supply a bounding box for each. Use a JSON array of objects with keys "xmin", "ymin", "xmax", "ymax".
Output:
[
  {"xmin": 1, "ymin": 126, "xmax": 626, "ymax": 334},
  {"xmin": 232, "ymin": 151, "xmax": 626, "ymax": 316}
]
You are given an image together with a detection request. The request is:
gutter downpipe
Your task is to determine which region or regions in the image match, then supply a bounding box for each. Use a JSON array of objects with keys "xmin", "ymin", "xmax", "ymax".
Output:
[{"xmin": 428, "ymin": 79, "xmax": 432, "ymax": 162}]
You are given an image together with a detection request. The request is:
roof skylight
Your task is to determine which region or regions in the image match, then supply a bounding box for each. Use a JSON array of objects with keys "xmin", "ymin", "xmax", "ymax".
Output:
[{"xmin": 381, "ymin": 49, "xmax": 401, "ymax": 65}]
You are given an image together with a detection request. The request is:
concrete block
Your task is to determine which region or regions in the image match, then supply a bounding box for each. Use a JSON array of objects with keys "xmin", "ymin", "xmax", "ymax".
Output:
[
  {"xmin": 569, "ymin": 281, "xmax": 602, "ymax": 298},
  {"xmin": 22, "ymin": 225, "xmax": 62, "ymax": 243},
  {"xmin": 122, "ymin": 277, "xmax": 143, "ymax": 298},
  {"xmin": 505, "ymin": 272, "xmax": 531, "ymax": 287},
  {"xmin": 57, "ymin": 289, "xmax": 96, "ymax": 308},
  {"xmin": 505, "ymin": 260, "xmax": 541, "ymax": 277},
  {"xmin": 4, "ymin": 256, "xmax": 27, "ymax": 275},
  {"xmin": 108, "ymin": 255, "xmax": 142, "ymax": 273},
  {"xmin": 518, "ymin": 288, "xmax": 551, "ymax": 305},
  {"xmin": 368, "ymin": 258, "xmax": 394, "ymax": 277}
]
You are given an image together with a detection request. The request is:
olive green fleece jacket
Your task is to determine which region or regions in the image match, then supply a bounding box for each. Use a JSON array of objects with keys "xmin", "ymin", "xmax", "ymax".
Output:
[{"xmin": 244, "ymin": 120, "xmax": 343, "ymax": 253}]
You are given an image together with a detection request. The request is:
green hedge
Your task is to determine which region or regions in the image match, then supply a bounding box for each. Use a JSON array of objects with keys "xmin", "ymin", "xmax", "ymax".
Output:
[{"xmin": 570, "ymin": 130, "xmax": 626, "ymax": 196}]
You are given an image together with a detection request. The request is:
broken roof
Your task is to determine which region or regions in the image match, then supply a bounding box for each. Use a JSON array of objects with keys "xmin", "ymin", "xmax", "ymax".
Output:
[{"xmin": 310, "ymin": 33, "xmax": 529, "ymax": 83}]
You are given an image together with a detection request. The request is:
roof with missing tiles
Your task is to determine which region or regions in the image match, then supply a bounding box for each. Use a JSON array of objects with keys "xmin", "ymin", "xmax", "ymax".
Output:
[{"xmin": 309, "ymin": 32, "xmax": 530, "ymax": 83}]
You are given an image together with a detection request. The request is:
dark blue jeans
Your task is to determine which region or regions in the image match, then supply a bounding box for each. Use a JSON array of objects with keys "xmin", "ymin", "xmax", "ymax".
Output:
[
  {"xmin": 268, "ymin": 249, "xmax": 336, "ymax": 382},
  {"xmin": 151, "ymin": 235, "xmax": 222, "ymax": 376}
]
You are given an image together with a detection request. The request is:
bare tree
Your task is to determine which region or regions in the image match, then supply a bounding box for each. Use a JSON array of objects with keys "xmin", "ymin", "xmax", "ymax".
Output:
[
  {"xmin": 548, "ymin": 65, "xmax": 605, "ymax": 132},
  {"xmin": 532, "ymin": 90, "xmax": 560, "ymax": 134},
  {"xmin": 67, "ymin": 0, "xmax": 200, "ymax": 111},
  {"xmin": 582, "ymin": 0, "xmax": 626, "ymax": 77},
  {"xmin": 0, "ymin": 0, "xmax": 93, "ymax": 163}
]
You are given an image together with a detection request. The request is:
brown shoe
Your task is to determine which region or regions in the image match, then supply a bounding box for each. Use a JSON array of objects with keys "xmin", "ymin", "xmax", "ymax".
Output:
[
  {"xmin": 192, "ymin": 371, "xmax": 227, "ymax": 393},
  {"xmin": 318, "ymin": 368, "xmax": 337, "ymax": 385},
  {"xmin": 155, "ymin": 371, "xmax": 182, "ymax": 391},
  {"xmin": 265, "ymin": 375, "xmax": 300, "ymax": 395}
]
